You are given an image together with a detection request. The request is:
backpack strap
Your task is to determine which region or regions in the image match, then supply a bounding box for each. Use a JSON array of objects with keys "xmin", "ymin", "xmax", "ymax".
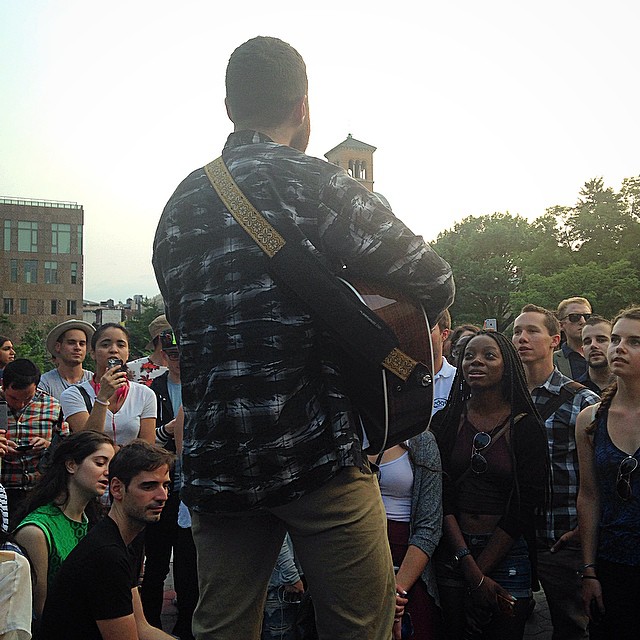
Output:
[
  {"xmin": 76, "ymin": 386, "xmax": 94, "ymax": 414},
  {"xmin": 537, "ymin": 380, "xmax": 585, "ymax": 422}
]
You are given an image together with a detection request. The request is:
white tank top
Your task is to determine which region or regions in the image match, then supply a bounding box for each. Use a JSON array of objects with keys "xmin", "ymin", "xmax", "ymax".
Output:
[{"xmin": 378, "ymin": 451, "xmax": 413, "ymax": 522}]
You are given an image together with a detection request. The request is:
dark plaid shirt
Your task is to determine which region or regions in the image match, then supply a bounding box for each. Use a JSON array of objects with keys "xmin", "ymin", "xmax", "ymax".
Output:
[
  {"xmin": 153, "ymin": 131, "xmax": 454, "ymax": 513},
  {"xmin": 531, "ymin": 368, "xmax": 599, "ymax": 546}
]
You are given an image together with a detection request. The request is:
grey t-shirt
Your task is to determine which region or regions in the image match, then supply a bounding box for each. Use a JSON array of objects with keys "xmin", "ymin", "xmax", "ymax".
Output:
[{"xmin": 38, "ymin": 369, "xmax": 93, "ymax": 402}]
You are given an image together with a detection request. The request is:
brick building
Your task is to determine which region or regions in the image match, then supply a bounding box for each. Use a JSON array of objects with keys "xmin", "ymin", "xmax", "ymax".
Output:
[{"xmin": 1, "ymin": 196, "xmax": 84, "ymax": 340}]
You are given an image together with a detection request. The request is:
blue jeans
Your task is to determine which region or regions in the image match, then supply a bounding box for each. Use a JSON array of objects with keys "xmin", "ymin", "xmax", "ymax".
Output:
[
  {"xmin": 261, "ymin": 586, "xmax": 300, "ymax": 640},
  {"xmin": 437, "ymin": 533, "xmax": 532, "ymax": 640}
]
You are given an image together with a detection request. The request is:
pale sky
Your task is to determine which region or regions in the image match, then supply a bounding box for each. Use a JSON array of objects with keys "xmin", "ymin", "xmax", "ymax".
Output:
[{"xmin": 1, "ymin": 1, "xmax": 639, "ymax": 303}]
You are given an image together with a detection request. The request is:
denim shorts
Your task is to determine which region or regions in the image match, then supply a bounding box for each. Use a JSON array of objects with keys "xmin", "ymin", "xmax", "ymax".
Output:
[{"xmin": 437, "ymin": 532, "xmax": 531, "ymax": 599}]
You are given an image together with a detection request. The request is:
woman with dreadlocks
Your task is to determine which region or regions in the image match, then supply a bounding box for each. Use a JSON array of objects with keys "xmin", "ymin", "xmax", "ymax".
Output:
[
  {"xmin": 431, "ymin": 330, "xmax": 548, "ymax": 640},
  {"xmin": 576, "ymin": 307, "xmax": 640, "ymax": 640}
]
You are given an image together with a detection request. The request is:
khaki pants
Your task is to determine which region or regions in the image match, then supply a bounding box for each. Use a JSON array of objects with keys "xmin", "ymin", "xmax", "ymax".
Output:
[{"xmin": 191, "ymin": 466, "xmax": 396, "ymax": 640}]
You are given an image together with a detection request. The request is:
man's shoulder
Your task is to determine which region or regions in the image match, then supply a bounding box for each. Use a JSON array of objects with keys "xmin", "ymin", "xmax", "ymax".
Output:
[
  {"xmin": 39, "ymin": 369, "xmax": 56, "ymax": 381},
  {"xmin": 32, "ymin": 389, "xmax": 61, "ymax": 412}
]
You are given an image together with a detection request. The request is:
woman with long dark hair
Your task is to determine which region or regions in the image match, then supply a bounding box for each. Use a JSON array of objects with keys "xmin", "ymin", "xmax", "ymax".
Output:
[
  {"xmin": 431, "ymin": 330, "xmax": 548, "ymax": 640},
  {"xmin": 14, "ymin": 431, "xmax": 115, "ymax": 619},
  {"xmin": 576, "ymin": 307, "xmax": 640, "ymax": 640},
  {"xmin": 60, "ymin": 323, "xmax": 156, "ymax": 446},
  {"xmin": 0, "ymin": 336, "xmax": 15, "ymax": 382}
]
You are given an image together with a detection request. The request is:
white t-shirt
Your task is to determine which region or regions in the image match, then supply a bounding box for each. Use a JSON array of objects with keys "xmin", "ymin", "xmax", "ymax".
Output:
[
  {"xmin": 432, "ymin": 357, "xmax": 457, "ymax": 416},
  {"xmin": 60, "ymin": 381, "xmax": 156, "ymax": 446}
]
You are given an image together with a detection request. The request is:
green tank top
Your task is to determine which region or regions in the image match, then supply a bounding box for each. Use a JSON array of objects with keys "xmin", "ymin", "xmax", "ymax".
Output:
[{"xmin": 17, "ymin": 503, "xmax": 88, "ymax": 587}]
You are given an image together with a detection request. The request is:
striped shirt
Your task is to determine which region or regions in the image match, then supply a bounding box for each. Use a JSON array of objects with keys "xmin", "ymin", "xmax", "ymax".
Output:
[
  {"xmin": 531, "ymin": 368, "xmax": 599, "ymax": 546},
  {"xmin": 153, "ymin": 130, "xmax": 454, "ymax": 513}
]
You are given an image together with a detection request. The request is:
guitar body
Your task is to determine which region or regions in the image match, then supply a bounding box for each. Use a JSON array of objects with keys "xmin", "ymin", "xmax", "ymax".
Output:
[{"xmin": 338, "ymin": 278, "xmax": 435, "ymax": 454}]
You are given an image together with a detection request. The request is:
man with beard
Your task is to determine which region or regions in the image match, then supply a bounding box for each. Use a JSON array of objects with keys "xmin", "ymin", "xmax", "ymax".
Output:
[
  {"xmin": 40, "ymin": 440, "xmax": 175, "ymax": 640},
  {"xmin": 578, "ymin": 315, "xmax": 614, "ymax": 394},
  {"xmin": 153, "ymin": 36, "xmax": 454, "ymax": 640}
]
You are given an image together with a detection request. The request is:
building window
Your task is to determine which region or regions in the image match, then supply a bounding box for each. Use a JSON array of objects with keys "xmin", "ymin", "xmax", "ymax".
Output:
[
  {"xmin": 44, "ymin": 261, "xmax": 58, "ymax": 284},
  {"xmin": 17, "ymin": 221, "xmax": 38, "ymax": 252},
  {"xmin": 71, "ymin": 262, "xmax": 78, "ymax": 284},
  {"xmin": 10, "ymin": 259, "xmax": 18, "ymax": 283},
  {"xmin": 3, "ymin": 298, "xmax": 14, "ymax": 315},
  {"xmin": 20, "ymin": 299, "xmax": 28, "ymax": 315},
  {"xmin": 51, "ymin": 223, "xmax": 71, "ymax": 254},
  {"xmin": 77, "ymin": 225, "xmax": 83, "ymax": 254},
  {"xmin": 66, "ymin": 299, "xmax": 77, "ymax": 315},
  {"xmin": 24, "ymin": 260, "xmax": 38, "ymax": 283},
  {"xmin": 51, "ymin": 299, "xmax": 58, "ymax": 315},
  {"xmin": 3, "ymin": 220, "xmax": 10, "ymax": 251}
]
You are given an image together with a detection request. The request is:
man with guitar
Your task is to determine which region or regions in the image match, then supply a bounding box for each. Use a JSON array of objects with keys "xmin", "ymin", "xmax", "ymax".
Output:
[{"xmin": 153, "ymin": 36, "xmax": 454, "ymax": 640}]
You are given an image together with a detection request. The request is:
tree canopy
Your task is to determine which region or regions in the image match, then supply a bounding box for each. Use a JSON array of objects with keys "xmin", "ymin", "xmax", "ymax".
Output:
[{"xmin": 433, "ymin": 175, "xmax": 640, "ymax": 330}]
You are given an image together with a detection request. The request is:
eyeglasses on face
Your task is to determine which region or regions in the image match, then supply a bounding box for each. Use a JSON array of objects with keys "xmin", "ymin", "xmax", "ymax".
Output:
[
  {"xmin": 560, "ymin": 313, "xmax": 592, "ymax": 323},
  {"xmin": 471, "ymin": 431, "xmax": 491, "ymax": 474},
  {"xmin": 163, "ymin": 349, "xmax": 180, "ymax": 361},
  {"xmin": 616, "ymin": 455, "xmax": 638, "ymax": 501}
]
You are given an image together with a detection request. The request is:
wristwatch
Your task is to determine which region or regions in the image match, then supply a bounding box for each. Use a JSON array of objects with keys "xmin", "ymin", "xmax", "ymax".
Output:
[{"xmin": 453, "ymin": 547, "xmax": 471, "ymax": 563}]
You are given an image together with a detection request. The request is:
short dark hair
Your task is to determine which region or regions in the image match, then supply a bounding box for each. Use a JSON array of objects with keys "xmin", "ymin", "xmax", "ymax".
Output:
[
  {"xmin": 2, "ymin": 358, "xmax": 40, "ymax": 389},
  {"xmin": 226, "ymin": 36, "xmax": 308, "ymax": 129},
  {"xmin": 109, "ymin": 440, "xmax": 174, "ymax": 488},
  {"xmin": 584, "ymin": 315, "xmax": 611, "ymax": 329},
  {"xmin": 519, "ymin": 304, "xmax": 560, "ymax": 336}
]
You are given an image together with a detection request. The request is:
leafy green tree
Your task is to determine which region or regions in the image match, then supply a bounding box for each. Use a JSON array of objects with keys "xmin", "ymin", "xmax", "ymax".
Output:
[
  {"xmin": 0, "ymin": 314, "xmax": 14, "ymax": 337},
  {"xmin": 521, "ymin": 209, "xmax": 574, "ymax": 277},
  {"xmin": 511, "ymin": 260, "xmax": 640, "ymax": 320},
  {"xmin": 15, "ymin": 322, "xmax": 52, "ymax": 373},
  {"xmin": 124, "ymin": 299, "xmax": 164, "ymax": 359},
  {"xmin": 433, "ymin": 213, "xmax": 543, "ymax": 331},
  {"xmin": 565, "ymin": 178, "xmax": 638, "ymax": 264}
]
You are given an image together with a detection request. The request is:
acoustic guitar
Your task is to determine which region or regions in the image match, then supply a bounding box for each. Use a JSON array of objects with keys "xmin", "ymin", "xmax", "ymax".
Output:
[{"xmin": 337, "ymin": 278, "xmax": 435, "ymax": 454}]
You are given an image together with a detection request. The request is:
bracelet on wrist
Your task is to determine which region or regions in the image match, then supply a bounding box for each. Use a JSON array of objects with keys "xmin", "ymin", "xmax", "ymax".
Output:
[
  {"xmin": 453, "ymin": 547, "xmax": 471, "ymax": 563},
  {"xmin": 581, "ymin": 575, "xmax": 599, "ymax": 581},
  {"xmin": 580, "ymin": 563, "xmax": 597, "ymax": 571},
  {"xmin": 94, "ymin": 397, "xmax": 109, "ymax": 406},
  {"xmin": 468, "ymin": 575, "xmax": 485, "ymax": 593}
]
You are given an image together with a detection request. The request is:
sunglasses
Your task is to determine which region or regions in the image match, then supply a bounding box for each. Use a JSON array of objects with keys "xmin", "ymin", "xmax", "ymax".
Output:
[
  {"xmin": 160, "ymin": 329, "xmax": 178, "ymax": 350},
  {"xmin": 471, "ymin": 432, "xmax": 492, "ymax": 474},
  {"xmin": 616, "ymin": 455, "xmax": 638, "ymax": 500},
  {"xmin": 560, "ymin": 313, "xmax": 592, "ymax": 323}
]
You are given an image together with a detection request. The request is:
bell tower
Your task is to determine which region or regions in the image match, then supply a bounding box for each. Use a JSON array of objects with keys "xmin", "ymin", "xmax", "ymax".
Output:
[{"xmin": 325, "ymin": 134, "xmax": 376, "ymax": 192}]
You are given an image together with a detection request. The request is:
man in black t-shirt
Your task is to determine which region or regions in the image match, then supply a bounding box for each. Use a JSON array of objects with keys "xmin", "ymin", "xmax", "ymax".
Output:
[{"xmin": 40, "ymin": 440, "xmax": 174, "ymax": 640}]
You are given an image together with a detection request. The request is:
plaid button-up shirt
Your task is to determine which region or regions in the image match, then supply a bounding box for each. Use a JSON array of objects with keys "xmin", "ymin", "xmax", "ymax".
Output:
[
  {"xmin": 0, "ymin": 390, "xmax": 67, "ymax": 490},
  {"xmin": 153, "ymin": 130, "xmax": 455, "ymax": 513},
  {"xmin": 531, "ymin": 368, "xmax": 599, "ymax": 547}
]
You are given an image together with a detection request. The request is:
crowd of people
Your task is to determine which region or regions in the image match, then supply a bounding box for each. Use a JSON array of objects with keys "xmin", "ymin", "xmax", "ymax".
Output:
[
  {"xmin": 0, "ymin": 298, "xmax": 637, "ymax": 640},
  {"xmin": 0, "ymin": 34, "xmax": 638, "ymax": 640}
]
